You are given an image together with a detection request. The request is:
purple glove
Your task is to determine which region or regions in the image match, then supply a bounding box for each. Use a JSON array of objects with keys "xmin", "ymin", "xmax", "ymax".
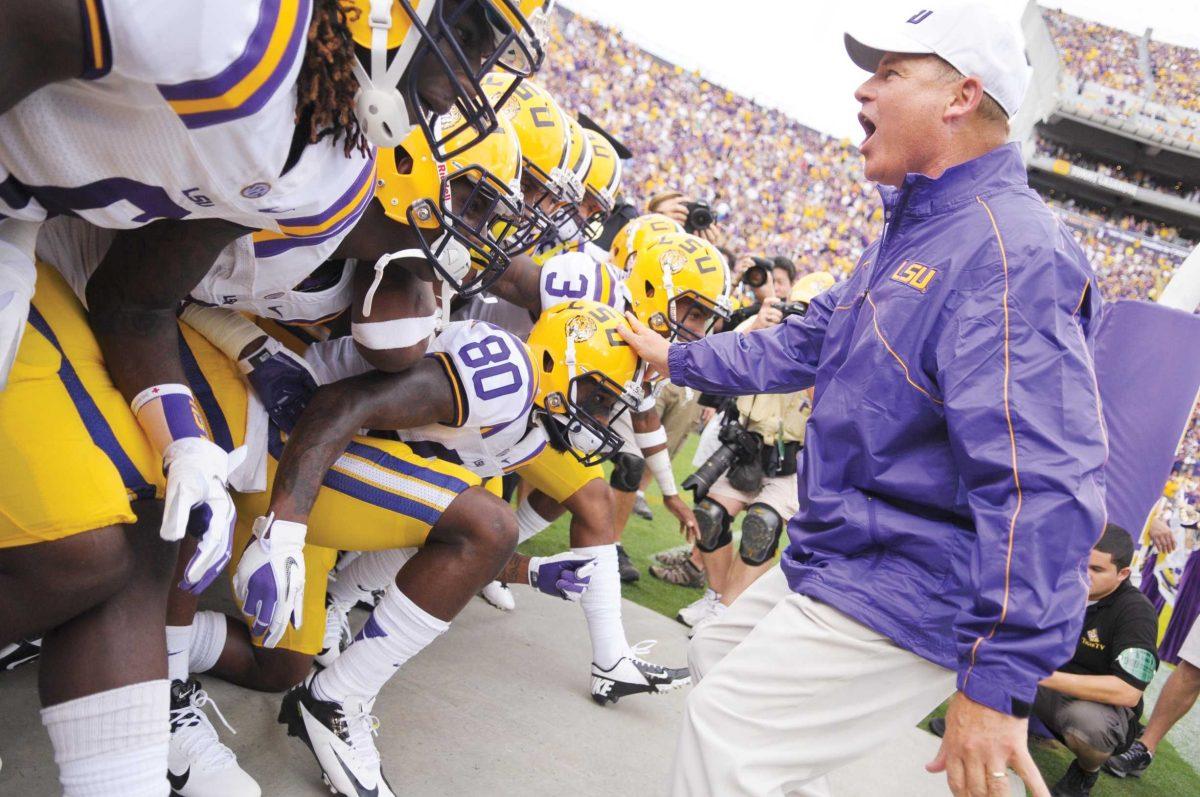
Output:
[
  {"xmin": 528, "ymin": 552, "xmax": 597, "ymax": 601},
  {"xmin": 239, "ymin": 340, "xmax": 317, "ymax": 432}
]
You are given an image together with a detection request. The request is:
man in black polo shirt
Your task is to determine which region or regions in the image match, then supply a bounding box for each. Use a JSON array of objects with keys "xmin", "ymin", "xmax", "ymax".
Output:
[{"xmin": 1035, "ymin": 524, "xmax": 1159, "ymax": 796}]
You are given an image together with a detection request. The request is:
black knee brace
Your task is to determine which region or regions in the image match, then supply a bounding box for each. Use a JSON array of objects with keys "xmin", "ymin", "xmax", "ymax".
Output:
[
  {"xmin": 694, "ymin": 498, "xmax": 732, "ymax": 552},
  {"xmin": 739, "ymin": 502, "xmax": 784, "ymax": 565},
  {"xmin": 609, "ymin": 451, "xmax": 645, "ymax": 493}
]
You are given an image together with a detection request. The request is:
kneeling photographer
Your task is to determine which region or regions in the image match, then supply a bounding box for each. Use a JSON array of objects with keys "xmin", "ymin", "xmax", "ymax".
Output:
[{"xmin": 667, "ymin": 273, "xmax": 834, "ymax": 632}]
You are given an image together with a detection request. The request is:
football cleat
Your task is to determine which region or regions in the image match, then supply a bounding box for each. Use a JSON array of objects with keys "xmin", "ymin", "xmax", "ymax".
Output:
[
  {"xmin": 479, "ymin": 581, "xmax": 516, "ymax": 611},
  {"xmin": 279, "ymin": 673, "xmax": 396, "ymax": 797},
  {"xmin": 0, "ymin": 637, "xmax": 41, "ymax": 671},
  {"xmin": 168, "ymin": 679, "xmax": 260, "ymax": 797},
  {"xmin": 315, "ymin": 597, "xmax": 353, "ymax": 670},
  {"xmin": 653, "ymin": 544, "xmax": 694, "ymax": 567},
  {"xmin": 590, "ymin": 640, "xmax": 691, "ymax": 706}
]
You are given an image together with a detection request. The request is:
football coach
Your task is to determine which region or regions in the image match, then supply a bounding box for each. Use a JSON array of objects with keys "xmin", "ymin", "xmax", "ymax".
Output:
[{"xmin": 620, "ymin": 4, "xmax": 1108, "ymax": 796}]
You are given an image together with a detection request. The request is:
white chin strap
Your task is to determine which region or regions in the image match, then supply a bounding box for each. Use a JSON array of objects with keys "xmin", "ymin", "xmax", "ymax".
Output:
[
  {"xmin": 352, "ymin": 0, "xmax": 436, "ymax": 148},
  {"xmin": 361, "ymin": 247, "xmax": 425, "ymax": 318},
  {"xmin": 361, "ymin": 232, "xmax": 472, "ymax": 322}
]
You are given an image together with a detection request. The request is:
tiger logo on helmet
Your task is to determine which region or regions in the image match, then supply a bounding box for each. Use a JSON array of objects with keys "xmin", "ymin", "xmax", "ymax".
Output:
[
  {"xmin": 527, "ymin": 300, "xmax": 643, "ymax": 465},
  {"xmin": 609, "ymin": 213, "xmax": 684, "ymax": 275},
  {"xmin": 624, "ymin": 232, "xmax": 731, "ymax": 342},
  {"xmin": 345, "ymin": 0, "xmax": 554, "ymax": 156}
]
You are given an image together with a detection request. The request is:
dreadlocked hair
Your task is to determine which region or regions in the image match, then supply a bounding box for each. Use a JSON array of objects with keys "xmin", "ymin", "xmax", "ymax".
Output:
[{"xmin": 296, "ymin": 0, "xmax": 371, "ymax": 157}]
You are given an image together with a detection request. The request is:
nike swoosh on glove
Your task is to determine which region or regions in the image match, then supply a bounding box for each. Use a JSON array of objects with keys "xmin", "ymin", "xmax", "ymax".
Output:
[
  {"xmin": 162, "ymin": 437, "xmax": 247, "ymax": 593},
  {"xmin": 232, "ymin": 514, "xmax": 306, "ymax": 648},
  {"xmin": 528, "ymin": 552, "xmax": 598, "ymax": 601},
  {"xmin": 240, "ymin": 338, "xmax": 318, "ymax": 432}
]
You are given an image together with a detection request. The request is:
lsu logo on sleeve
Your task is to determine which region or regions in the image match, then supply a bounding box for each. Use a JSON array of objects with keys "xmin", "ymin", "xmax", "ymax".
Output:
[{"xmin": 890, "ymin": 260, "xmax": 937, "ymax": 293}]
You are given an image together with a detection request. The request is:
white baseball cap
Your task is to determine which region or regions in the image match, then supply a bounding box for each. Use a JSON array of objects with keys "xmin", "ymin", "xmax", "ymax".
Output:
[{"xmin": 844, "ymin": 3, "xmax": 1031, "ymax": 118}]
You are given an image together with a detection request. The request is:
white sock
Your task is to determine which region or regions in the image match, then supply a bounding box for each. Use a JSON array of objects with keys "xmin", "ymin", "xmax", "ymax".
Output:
[
  {"xmin": 165, "ymin": 625, "xmax": 191, "ymax": 684},
  {"xmin": 188, "ymin": 611, "xmax": 228, "ymax": 674},
  {"xmin": 328, "ymin": 548, "xmax": 414, "ymax": 607},
  {"xmin": 41, "ymin": 680, "xmax": 170, "ymax": 797},
  {"xmin": 574, "ymin": 544, "xmax": 629, "ymax": 668},
  {"xmin": 516, "ymin": 498, "xmax": 553, "ymax": 543},
  {"xmin": 313, "ymin": 585, "xmax": 448, "ymax": 704}
]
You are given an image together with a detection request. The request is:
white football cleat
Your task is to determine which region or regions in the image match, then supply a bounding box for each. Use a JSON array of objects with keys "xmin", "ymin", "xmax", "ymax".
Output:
[
  {"xmin": 168, "ymin": 679, "xmax": 260, "ymax": 797},
  {"xmin": 479, "ymin": 581, "xmax": 516, "ymax": 611},
  {"xmin": 676, "ymin": 588, "xmax": 720, "ymax": 628},
  {"xmin": 590, "ymin": 640, "xmax": 691, "ymax": 706},
  {"xmin": 279, "ymin": 673, "xmax": 396, "ymax": 797},
  {"xmin": 315, "ymin": 597, "xmax": 353, "ymax": 669}
]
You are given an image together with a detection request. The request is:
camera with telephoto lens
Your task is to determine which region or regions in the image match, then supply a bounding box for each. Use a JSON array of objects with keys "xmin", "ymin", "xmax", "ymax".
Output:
[
  {"xmin": 684, "ymin": 200, "xmax": 714, "ymax": 233},
  {"xmin": 740, "ymin": 256, "xmax": 773, "ymax": 288},
  {"xmin": 682, "ymin": 410, "xmax": 762, "ymax": 501}
]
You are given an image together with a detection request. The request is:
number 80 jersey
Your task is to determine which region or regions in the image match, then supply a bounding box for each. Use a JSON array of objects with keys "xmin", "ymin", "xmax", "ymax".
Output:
[{"xmin": 397, "ymin": 320, "xmax": 546, "ymax": 477}]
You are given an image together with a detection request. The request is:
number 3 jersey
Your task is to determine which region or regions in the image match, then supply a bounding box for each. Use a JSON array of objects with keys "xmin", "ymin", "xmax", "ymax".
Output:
[
  {"xmin": 0, "ymin": 0, "xmax": 375, "ymax": 248},
  {"xmin": 538, "ymin": 249, "xmax": 628, "ymax": 316},
  {"xmin": 305, "ymin": 320, "xmax": 551, "ymax": 478}
]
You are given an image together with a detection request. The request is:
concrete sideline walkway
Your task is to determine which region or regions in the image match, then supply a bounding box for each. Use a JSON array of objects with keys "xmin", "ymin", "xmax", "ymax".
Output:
[{"xmin": 0, "ymin": 593, "xmax": 1020, "ymax": 796}]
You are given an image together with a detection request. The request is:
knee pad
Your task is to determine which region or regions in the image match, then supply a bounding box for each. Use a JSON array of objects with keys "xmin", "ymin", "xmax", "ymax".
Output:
[
  {"xmin": 738, "ymin": 502, "xmax": 784, "ymax": 565},
  {"xmin": 694, "ymin": 498, "xmax": 732, "ymax": 552},
  {"xmin": 609, "ymin": 452, "xmax": 645, "ymax": 493}
]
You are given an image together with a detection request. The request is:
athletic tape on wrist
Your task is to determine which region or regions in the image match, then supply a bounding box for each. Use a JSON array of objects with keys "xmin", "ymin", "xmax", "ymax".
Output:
[
  {"xmin": 131, "ymin": 383, "xmax": 209, "ymax": 454},
  {"xmin": 645, "ymin": 448, "xmax": 677, "ymax": 496},
  {"xmin": 634, "ymin": 427, "xmax": 668, "ymax": 450}
]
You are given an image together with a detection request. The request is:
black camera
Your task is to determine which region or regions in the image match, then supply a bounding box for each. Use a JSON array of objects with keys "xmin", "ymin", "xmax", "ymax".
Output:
[
  {"xmin": 740, "ymin": 256, "xmax": 773, "ymax": 288},
  {"xmin": 778, "ymin": 299, "xmax": 809, "ymax": 319},
  {"xmin": 682, "ymin": 416, "xmax": 762, "ymax": 501},
  {"xmin": 684, "ymin": 200, "xmax": 714, "ymax": 233}
]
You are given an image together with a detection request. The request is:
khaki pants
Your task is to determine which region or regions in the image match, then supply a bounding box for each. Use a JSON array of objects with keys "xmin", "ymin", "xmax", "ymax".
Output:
[{"xmin": 672, "ymin": 566, "xmax": 956, "ymax": 796}]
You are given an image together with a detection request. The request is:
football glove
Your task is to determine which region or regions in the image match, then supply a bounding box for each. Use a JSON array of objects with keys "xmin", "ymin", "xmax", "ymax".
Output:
[
  {"xmin": 162, "ymin": 437, "xmax": 246, "ymax": 593},
  {"xmin": 239, "ymin": 337, "xmax": 318, "ymax": 432},
  {"xmin": 232, "ymin": 514, "xmax": 306, "ymax": 648},
  {"xmin": 528, "ymin": 552, "xmax": 597, "ymax": 601}
]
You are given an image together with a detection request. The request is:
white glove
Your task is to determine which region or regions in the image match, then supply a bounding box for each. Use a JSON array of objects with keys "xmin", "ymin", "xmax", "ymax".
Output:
[
  {"xmin": 232, "ymin": 514, "xmax": 306, "ymax": 648},
  {"xmin": 162, "ymin": 436, "xmax": 247, "ymax": 593}
]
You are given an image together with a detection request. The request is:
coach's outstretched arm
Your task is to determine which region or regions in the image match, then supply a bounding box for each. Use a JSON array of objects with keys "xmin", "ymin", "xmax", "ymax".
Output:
[
  {"xmin": 931, "ymin": 239, "xmax": 1107, "ymax": 762},
  {"xmin": 620, "ymin": 278, "xmax": 850, "ymax": 396}
]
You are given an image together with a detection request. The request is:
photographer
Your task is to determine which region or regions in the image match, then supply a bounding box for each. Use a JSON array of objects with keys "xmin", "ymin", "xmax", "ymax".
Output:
[{"xmin": 662, "ymin": 276, "xmax": 828, "ymax": 629}]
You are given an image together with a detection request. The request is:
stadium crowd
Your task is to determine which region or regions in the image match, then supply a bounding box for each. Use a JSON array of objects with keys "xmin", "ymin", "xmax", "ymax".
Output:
[
  {"xmin": 1042, "ymin": 8, "xmax": 1145, "ymax": 95},
  {"xmin": 1035, "ymin": 135, "xmax": 1200, "ymax": 200}
]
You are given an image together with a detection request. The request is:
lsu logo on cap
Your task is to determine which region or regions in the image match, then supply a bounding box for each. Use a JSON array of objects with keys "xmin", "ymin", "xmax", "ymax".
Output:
[{"xmin": 890, "ymin": 261, "xmax": 937, "ymax": 293}]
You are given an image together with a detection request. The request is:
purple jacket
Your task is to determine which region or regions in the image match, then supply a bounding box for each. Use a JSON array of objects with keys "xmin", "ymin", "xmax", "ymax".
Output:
[{"xmin": 668, "ymin": 144, "xmax": 1107, "ymax": 717}]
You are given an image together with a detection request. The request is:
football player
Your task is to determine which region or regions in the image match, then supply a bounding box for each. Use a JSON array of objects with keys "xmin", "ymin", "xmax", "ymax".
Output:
[
  {"xmin": 0, "ymin": 5, "xmax": 545, "ymax": 791},
  {"xmin": 34, "ymin": 111, "xmax": 531, "ymax": 795},
  {"xmin": 212, "ymin": 300, "xmax": 642, "ymax": 796}
]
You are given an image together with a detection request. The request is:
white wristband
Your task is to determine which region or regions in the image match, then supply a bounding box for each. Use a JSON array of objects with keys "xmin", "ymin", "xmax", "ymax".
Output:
[
  {"xmin": 634, "ymin": 427, "xmax": 668, "ymax": 450},
  {"xmin": 645, "ymin": 448, "xmax": 677, "ymax": 497}
]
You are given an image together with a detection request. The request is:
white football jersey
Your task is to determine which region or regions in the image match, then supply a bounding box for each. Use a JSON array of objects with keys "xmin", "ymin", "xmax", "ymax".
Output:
[
  {"xmin": 398, "ymin": 320, "xmax": 547, "ymax": 477},
  {"xmin": 36, "ymin": 215, "xmax": 357, "ymax": 326},
  {"xmin": 0, "ymin": 0, "xmax": 374, "ymax": 247},
  {"xmin": 538, "ymin": 249, "xmax": 627, "ymax": 314}
]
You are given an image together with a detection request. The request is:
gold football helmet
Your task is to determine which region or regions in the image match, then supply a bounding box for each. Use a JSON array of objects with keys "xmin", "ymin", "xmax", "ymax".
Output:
[
  {"xmin": 371, "ymin": 114, "xmax": 524, "ymax": 299},
  {"xmin": 624, "ymin": 232, "xmax": 731, "ymax": 341},
  {"xmin": 610, "ymin": 213, "xmax": 684, "ymax": 274},
  {"xmin": 789, "ymin": 271, "xmax": 836, "ymax": 304},
  {"xmin": 481, "ymin": 72, "xmax": 582, "ymax": 249},
  {"xmin": 346, "ymin": 0, "xmax": 553, "ymax": 156},
  {"xmin": 579, "ymin": 128, "xmax": 622, "ymax": 239},
  {"xmin": 527, "ymin": 300, "xmax": 643, "ymax": 465}
]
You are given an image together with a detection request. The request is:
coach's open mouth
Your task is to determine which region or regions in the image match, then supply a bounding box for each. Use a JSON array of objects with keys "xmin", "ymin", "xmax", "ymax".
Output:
[{"xmin": 858, "ymin": 113, "xmax": 877, "ymax": 148}]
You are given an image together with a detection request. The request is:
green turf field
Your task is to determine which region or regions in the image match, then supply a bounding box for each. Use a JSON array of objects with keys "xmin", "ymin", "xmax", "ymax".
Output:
[{"xmin": 517, "ymin": 436, "xmax": 1200, "ymax": 795}]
